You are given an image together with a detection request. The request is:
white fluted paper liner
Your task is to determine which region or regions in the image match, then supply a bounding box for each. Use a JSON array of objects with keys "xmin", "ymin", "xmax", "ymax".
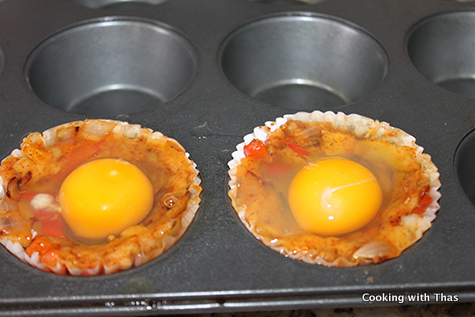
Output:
[
  {"xmin": 228, "ymin": 111, "xmax": 441, "ymax": 267},
  {"xmin": 0, "ymin": 119, "xmax": 201, "ymax": 275}
]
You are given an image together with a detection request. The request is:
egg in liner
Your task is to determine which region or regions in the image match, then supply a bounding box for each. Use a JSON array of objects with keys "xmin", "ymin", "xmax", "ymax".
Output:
[
  {"xmin": 0, "ymin": 120, "xmax": 201, "ymax": 275},
  {"xmin": 228, "ymin": 111, "xmax": 441, "ymax": 267}
]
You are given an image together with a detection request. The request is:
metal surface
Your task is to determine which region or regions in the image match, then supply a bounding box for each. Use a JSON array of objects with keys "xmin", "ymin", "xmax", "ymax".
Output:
[
  {"xmin": 0, "ymin": 0, "xmax": 474, "ymax": 315},
  {"xmin": 69, "ymin": 0, "xmax": 169, "ymax": 9}
]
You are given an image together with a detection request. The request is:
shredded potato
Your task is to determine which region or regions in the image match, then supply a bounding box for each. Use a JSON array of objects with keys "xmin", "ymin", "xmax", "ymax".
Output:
[
  {"xmin": 0, "ymin": 120, "xmax": 201, "ymax": 275},
  {"xmin": 228, "ymin": 111, "xmax": 440, "ymax": 267}
]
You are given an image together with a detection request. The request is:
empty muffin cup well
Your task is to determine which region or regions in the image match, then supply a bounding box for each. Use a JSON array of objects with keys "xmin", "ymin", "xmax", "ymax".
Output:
[
  {"xmin": 25, "ymin": 18, "xmax": 197, "ymax": 117},
  {"xmin": 220, "ymin": 14, "xmax": 388, "ymax": 111},
  {"xmin": 408, "ymin": 11, "xmax": 475, "ymax": 99}
]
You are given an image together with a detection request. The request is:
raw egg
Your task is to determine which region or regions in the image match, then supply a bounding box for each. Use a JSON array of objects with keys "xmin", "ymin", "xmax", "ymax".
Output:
[
  {"xmin": 58, "ymin": 158, "xmax": 154, "ymax": 240},
  {"xmin": 288, "ymin": 157, "xmax": 383, "ymax": 236}
]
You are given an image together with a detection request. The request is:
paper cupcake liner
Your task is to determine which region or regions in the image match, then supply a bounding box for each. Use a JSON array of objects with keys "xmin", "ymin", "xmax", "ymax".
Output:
[
  {"xmin": 228, "ymin": 110, "xmax": 441, "ymax": 267},
  {"xmin": 0, "ymin": 119, "xmax": 201, "ymax": 275}
]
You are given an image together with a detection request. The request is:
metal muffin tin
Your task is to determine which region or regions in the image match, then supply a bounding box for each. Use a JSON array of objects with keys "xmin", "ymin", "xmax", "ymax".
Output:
[{"xmin": 0, "ymin": 0, "xmax": 474, "ymax": 315}]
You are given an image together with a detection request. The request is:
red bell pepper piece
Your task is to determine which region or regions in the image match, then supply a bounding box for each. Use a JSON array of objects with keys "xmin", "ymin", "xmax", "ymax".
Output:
[
  {"xmin": 35, "ymin": 210, "xmax": 66, "ymax": 238},
  {"xmin": 20, "ymin": 192, "xmax": 67, "ymax": 238},
  {"xmin": 413, "ymin": 185, "xmax": 433, "ymax": 215},
  {"xmin": 56, "ymin": 142, "xmax": 102, "ymax": 180},
  {"xmin": 25, "ymin": 236, "xmax": 60, "ymax": 268},
  {"xmin": 287, "ymin": 142, "xmax": 310, "ymax": 157},
  {"xmin": 244, "ymin": 139, "xmax": 268, "ymax": 158}
]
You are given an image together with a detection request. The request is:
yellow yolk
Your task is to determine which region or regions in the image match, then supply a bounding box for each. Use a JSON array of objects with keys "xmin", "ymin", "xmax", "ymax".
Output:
[
  {"xmin": 288, "ymin": 157, "xmax": 382, "ymax": 236},
  {"xmin": 58, "ymin": 158, "xmax": 154, "ymax": 240}
]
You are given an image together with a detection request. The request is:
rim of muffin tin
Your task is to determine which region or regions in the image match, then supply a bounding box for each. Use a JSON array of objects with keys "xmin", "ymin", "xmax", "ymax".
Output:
[
  {"xmin": 68, "ymin": 0, "xmax": 171, "ymax": 9},
  {"xmin": 0, "ymin": 43, "xmax": 4, "ymax": 76},
  {"xmin": 0, "ymin": 0, "xmax": 473, "ymax": 313}
]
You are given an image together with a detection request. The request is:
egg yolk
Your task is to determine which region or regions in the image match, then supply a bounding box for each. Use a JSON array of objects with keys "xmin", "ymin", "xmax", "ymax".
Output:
[
  {"xmin": 58, "ymin": 158, "xmax": 154, "ymax": 240},
  {"xmin": 288, "ymin": 157, "xmax": 383, "ymax": 236}
]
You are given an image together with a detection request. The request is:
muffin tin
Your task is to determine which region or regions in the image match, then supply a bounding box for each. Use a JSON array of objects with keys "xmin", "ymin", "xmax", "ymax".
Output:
[{"xmin": 0, "ymin": 0, "xmax": 474, "ymax": 315}]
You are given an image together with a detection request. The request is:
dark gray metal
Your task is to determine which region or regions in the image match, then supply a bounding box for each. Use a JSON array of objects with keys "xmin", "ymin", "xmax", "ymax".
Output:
[
  {"xmin": 0, "ymin": 0, "xmax": 474, "ymax": 315},
  {"xmin": 0, "ymin": 44, "xmax": 4, "ymax": 75},
  {"xmin": 455, "ymin": 131, "xmax": 475, "ymax": 206},
  {"xmin": 69, "ymin": 0, "xmax": 169, "ymax": 9}
]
